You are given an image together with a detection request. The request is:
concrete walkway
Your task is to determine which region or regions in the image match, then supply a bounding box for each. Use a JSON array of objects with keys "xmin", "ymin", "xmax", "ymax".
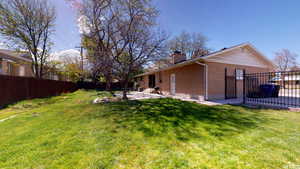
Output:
[
  {"xmin": 126, "ymin": 92, "xmax": 167, "ymax": 100},
  {"xmin": 200, "ymin": 98, "xmax": 243, "ymax": 106},
  {"xmin": 127, "ymin": 92, "xmax": 243, "ymax": 106}
]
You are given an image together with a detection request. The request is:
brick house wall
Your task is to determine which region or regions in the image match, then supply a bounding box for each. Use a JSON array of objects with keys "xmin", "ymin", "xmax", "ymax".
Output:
[
  {"xmin": 137, "ymin": 63, "xmax": 205, "ymax": 100},
  {"xmin": 136, "ymin": 43, "xmax": 275, "ymax": 101},
  {"xmin": 159, "ymin": 63, "xmax": 205, "ymax": 99},
  {"xmin": 205, "ymin": 61, "xmax": 271, "ymax": 100},
  {"xmin": 137, "ymin": 62, "xmax": 272, "ymax": 100}
]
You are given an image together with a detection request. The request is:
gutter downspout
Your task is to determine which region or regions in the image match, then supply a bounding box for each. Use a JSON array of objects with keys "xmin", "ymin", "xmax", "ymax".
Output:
[{"xmin": 196, "ymin": 61, "xmax": 208, "ymax": 100}]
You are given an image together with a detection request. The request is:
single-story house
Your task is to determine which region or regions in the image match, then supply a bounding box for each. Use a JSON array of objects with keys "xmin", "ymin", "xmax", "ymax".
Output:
[
  {"xmin": 0, "ymin": 49, "xmax": 33, "ymax": 77},
  {"xmin": 135, "ymin": 43, "xmax": 275, "ymax": 101},
  {"xmin": 0, "ymin": 49, "xmax": 69, "ymax": 81}
]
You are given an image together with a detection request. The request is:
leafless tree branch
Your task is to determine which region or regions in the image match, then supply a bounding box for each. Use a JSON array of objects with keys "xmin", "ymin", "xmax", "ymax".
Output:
[{"xmin": 0, "ymin": 0, "xmax": 56, "ymax": 78}]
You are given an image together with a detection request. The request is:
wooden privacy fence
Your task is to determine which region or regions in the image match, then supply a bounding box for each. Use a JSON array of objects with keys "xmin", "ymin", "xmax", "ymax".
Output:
[{"xmin": 0, "ymin": 75, "xmax": 77, "ymax": 106}]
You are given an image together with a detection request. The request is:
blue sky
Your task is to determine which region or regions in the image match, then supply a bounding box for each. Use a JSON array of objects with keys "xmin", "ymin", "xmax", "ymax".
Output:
[{"xmin": 50, "ymin": 0, "xmax": 300, "ymax": 60}]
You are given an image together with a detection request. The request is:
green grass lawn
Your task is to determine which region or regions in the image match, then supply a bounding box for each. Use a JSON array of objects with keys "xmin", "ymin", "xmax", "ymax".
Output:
[{"xmin": 0, "ymin": 90, "xmax": 299, "ymax": 169}]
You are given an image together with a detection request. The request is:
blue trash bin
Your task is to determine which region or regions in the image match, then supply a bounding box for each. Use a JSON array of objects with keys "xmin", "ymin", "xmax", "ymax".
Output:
[
  {"xmin": 260, "ymin": 84, "xmax": 272, "ymax": 97},
  {"xmin": 260, "ymin": 84, "xmax": 280, "ymax": 98},
  {"xmin": 273, "ymin": 85, "xmax": 280, "ymax": 97}
]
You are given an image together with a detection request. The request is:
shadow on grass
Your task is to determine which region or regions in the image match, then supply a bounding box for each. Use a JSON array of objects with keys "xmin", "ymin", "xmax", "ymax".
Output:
[
  {"xmin": 98, "ymin": 98, "xmax": 271, "ymax": 141},
  {"xmin": 0, "ymin": 95, "xmax": 73, "ymax": 111}
]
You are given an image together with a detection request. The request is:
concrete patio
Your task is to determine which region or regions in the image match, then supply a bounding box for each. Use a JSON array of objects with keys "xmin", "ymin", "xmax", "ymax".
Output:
[{"xmin": 127, "ymin": 92, "xmax": 243, "ymax": 106}]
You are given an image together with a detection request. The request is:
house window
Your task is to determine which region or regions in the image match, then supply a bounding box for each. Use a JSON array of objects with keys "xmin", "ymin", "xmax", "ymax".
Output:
[
  {"xmin": 7, "ymin": 62, "xmax": 13, "ymax": 75},
  {"xmin": 236, "ymin": 69, "xmax": 244, "ymax": 80},
  {"xmin": 19, "ymin": 65, "xmax": 25, "ymax": 76},
  {"xmin": 296, "ymin": 80, "xmax": 300, "ymax": 85},
  {"xmin": 53, "ymin": 74, "xmax": 59, "ymax": 80}
]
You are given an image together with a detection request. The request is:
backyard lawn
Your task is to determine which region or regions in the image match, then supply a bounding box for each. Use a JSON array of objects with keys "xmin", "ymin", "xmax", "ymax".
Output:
[{"xmin": 0, "ymin": 90, "xmax": 299, "ymax": 169}]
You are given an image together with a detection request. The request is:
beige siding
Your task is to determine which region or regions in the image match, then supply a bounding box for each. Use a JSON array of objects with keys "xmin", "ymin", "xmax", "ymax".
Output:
[
  {"xmin": 0, "ymin": 60, "xmax": 33, "ymax": 77},
  {"xmin": 205, "ymin": 46, "xmax": 274, "ymax": 69},
  {"xmin": 24, "ymin": 62, "xmax": 33, "ymax": 77}
]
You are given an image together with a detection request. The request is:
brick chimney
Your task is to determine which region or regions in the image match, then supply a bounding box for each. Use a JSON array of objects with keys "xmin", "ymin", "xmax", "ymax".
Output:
[{"xmin": 172, "ymin": 51, "xmax": 186, "ymax": 64}]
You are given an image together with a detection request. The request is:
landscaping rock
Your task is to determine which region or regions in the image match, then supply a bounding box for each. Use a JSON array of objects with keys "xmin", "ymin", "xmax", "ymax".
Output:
[
  {"xmin": 93, "ymin": 97, "xmax": 121, "ymax": 104},
  {"xmin": 101, "ymin": 97, "xmax": 110, "ymax": 103},
  {"xmin": 93, "ymin": 98, "xmax": 102, "ymax": 104}
]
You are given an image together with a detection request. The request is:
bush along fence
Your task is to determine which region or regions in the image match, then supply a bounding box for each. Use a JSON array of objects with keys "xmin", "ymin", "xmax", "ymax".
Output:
[
  {"xmin": 0, "ymin": 75, "xmax": 77, "ymax": 107},
  {"xmin": 243, "ymin": 70, "xmax": 300, "ymax": 108},
  {"xmin": 76, "ymin": 81, "xmax": 134, "ymax": 91}
]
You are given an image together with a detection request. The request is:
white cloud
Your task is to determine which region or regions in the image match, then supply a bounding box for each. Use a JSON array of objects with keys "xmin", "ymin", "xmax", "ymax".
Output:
[
  {"xmin": 50, "ymin": 49, "xmax": 92, "ymax": 70},
  {"xmin": 50, "ymin": 49, "xmax": 81, "ymax": 63},
  {"xmin": 77, "ymin": 15, "xmax": 106, "ymax": 35},
  {"xmin": 77, "ymin": 15, "xmax": 91, "ymax": 35},
  {"xmin": 0, "ymin": 42, "xmax": 9, "ymax": 49}
]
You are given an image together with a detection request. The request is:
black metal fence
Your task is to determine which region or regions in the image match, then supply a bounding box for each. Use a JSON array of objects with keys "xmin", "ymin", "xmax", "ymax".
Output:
[
  {"xmin": 243, "ymin": 71, "xmax": 300, "ymax": 107},
  {"xmin": 225, "ymin": 68, "xmax": 237, "ymax": 99}
]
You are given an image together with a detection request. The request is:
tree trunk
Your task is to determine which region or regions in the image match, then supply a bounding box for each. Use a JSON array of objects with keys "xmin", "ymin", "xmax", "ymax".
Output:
[
  {"xmin": 105, "ymin": 74, "xmax": 112, "ymax": 91},
  {"xmin": 122, "ymin": 90, "xmax": 128, "ymax": 100},
  {"xmin": 39, "ymin": 64, "xmax": 44, "ymax": 79},
  {"xmin": 122, "ymin": 79, "xmax": 129, "ymax": 100},
  {"xmin": 34, "ymin": 63, "xmax": 40, "ymax": 78}
]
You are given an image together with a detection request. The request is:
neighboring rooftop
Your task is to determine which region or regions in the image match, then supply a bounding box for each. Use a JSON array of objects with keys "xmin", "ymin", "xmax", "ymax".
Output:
[{"xmin": 0, "ymin": 49, "xmax": 32, "ymax": 62}]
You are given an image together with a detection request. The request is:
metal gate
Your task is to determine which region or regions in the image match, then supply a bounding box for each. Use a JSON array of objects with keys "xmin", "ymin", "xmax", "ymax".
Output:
[
  {"xmin": 225, "ymin": 68, "xmax": 237, "ymax": 99},
  {"xmin": 243, "ymin": 70, "xmax": 300, "ymax": 107}
]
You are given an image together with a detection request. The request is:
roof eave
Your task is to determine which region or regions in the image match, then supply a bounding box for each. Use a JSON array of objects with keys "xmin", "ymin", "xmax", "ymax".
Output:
[
  {"xmin": 135, "ymin": 57, "xmax": 204, "ymax": 77},
  {"xmin": 0, "ymin": 52, "xmax": 32, "ymax": 62},
  {"xmin": 135, "ymin": 43, "xmax": 275, "ymax": 77}
]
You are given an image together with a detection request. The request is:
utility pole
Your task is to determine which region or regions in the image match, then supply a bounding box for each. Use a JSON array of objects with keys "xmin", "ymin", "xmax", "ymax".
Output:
[
  {"xmin": 75, "ymin": 46, "xmax": 84, "ymax": 81},
  {"xmin": 75, "ymin": 46, "xmax": 84, "ymax": 72}
]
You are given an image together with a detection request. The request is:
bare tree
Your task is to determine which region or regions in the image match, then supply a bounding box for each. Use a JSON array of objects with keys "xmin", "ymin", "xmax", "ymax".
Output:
[
  {"xmin": 274, "ymin": 49, "xmax": 298, "ymax": 71},
  {"xmin": 0, "ymin": 0, "xmax": 56, "ymax": 78},
  {"xmin": 290, "ymin": 65, "xmax": 300, "ymax": 71},
  {"xmin": 116, "ymin": 30, "xmax": 167, "ymax": 99},
  {"xmin": 72, "ymin": 0, "xmax": 167, "ymax": 99},
  {"xmin": 168, "ymin": 31, "xmax": 210, "ymax": 59},
  {"xmin": 78, "ymin": 0, "xmax": 122, "ymax": 90},
  {"xmin": 110, "ymin": 0, "xmax": 167, "ymax": 99},
  {"xmin": 148, "ymin": 57, "xmax": 173, "ymax": 71}
]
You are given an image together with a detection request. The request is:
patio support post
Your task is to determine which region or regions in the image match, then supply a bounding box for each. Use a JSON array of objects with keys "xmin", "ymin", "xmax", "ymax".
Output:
[
  {"xmin": 243, "ymin": 69, "xmax": 246, "ymax": 104},
  {"xmin": 196, "ymin": 61, "xmax": 208, "ymax": 100},
  {"xmin": 225, "ymin": 68, "xmax": 227, "ymax": 99}
]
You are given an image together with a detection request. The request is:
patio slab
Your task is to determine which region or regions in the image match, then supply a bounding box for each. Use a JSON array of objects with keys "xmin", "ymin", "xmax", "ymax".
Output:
[
  {"xmin": 200, "ymin": 98, "xmax": 243, "ymax": 106},
  {"xmin": 127, "ymin": 92, "xmax": 243, "ymax": 106}
]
